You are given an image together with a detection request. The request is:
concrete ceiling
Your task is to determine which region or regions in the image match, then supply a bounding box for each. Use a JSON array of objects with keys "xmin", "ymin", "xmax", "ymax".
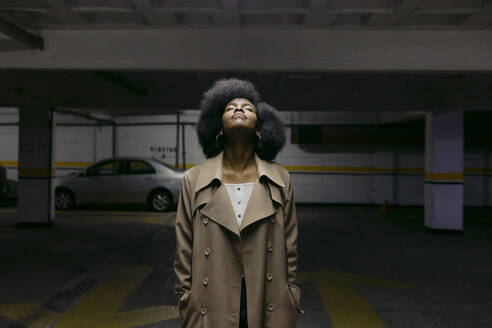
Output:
[
  {"xmin": 0, "ymin": 0, "xmax": 492, "ymax": 115},
  {"xmin": 1, "ymin": 0, "xmax": 492, "ymax": 52},
  {"xmin": 0, "ymin": 70, "xmax": 491, "ymax": 115},
  {"xmin": 0, "ymin": 0, "xmax": 492, "ymax": 43}
]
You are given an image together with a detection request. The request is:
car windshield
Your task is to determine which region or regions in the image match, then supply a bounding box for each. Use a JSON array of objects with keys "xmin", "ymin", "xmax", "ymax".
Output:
[{"xmin": 152, "ymin": 158, "xmax": 184, "ymax": 173}]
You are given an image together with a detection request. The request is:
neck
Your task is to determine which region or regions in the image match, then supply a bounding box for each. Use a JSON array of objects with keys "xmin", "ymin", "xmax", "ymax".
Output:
[{"xmin": 222, "ymin": 141, "xmax": 256, "ymax": 172}]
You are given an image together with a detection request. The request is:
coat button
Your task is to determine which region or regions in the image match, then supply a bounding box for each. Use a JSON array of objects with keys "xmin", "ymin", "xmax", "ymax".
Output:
[
  {"xmin": 201, "ymin": 307, "xmax": 207, "ymax": 315},
  {"xmin": 267, "ymin": 242, "xmax": 273, "ymax": 252},
  {"xmin": 266, "ymin": 272, "xmax": 273, "ymax": 281},
  {"xmin": 202, "ymin": 217, "xmax": 209, "ymax": 225},
  {"xmin": 204, "ymin": 248, "xmax": 211, "ymax": 256},
  {"xmin": 267, "ymin": 303, "xmax": 274, "ymax": 311},
  {"xmin": 270, "ymin": 216, "xmax": 275, "ymax": 224},
  {"xmin": 203, "ymin": 277, "xmax": 209, "ymax": 286}
]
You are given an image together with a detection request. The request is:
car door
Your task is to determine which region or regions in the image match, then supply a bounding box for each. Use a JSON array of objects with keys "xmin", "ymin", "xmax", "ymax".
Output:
[
  {"xmin": 73, "ymin": 160, "xmax": 121, "ymax": 204},
  {"xmin": 115, "ymin": 160, "xmax": 156, "ymax": 203}
]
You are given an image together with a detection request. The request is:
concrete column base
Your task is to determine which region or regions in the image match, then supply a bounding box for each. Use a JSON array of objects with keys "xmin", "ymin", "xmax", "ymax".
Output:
[{"xmin": 424, "ymin": 111, "xmax": 464, "ymax": 231}]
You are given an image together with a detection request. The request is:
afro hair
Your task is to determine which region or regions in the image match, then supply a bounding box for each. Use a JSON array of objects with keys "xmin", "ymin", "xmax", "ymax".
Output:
[
  {"xmin": 255, "ymin": 102, "xmax": 286, "ymax": 161},
  {"xmin": 196, "ymin": 78, "xmax": 286, "ymax": 161}
]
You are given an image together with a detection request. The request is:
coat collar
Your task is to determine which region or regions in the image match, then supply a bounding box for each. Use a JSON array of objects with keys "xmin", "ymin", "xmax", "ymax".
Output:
[
  {"xmin": 195, "ymin": 151, "xmax": 285, "ymax": 192},
  {"xmin": 194, "ymin": 151, "xmax": 284, "ymax": 238}
]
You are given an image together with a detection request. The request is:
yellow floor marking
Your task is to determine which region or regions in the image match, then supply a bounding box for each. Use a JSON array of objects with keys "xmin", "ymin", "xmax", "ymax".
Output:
[
  {"xmin": 0, "ymin": 303, "xmax": 58, "ymax": 328},
  {"xmin": 298, "ymin": 270, "xmax": 416, "ymax": 328},
  {"xmin": 0, "ymin": 266, "xmax": 178, "ymax": 328},
  {"xmin": 53, "ymin": 266, "xmax": 178, "ymax": 328},
  {"xmin": 141, "ymin": 217, "xmax": 175, "ymax": 226}
]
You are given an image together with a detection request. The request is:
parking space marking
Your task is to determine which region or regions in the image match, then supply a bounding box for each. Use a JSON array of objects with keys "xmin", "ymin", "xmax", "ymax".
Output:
[
  {"xmin": 0, "ymin": 303, "xmax": 58, "ymax": 328},
  {"xmin": 297, "ymin": 269, "xmax": 416, "ymax": 328},
  {"xmin": 0, "ymin": 266, "xmax": 178, "ymax": 328},
  {"xmin": 53, "ymin": 266, "xmax": 178, "ymax": 328},
  {"xmin": 0, "ymin": 208, "xmax": 177, "ymax": 225},
  {"xmin": 141, "ymin": 217, "xmax": 175, "ymax": 226},
  {"xmin": 1, "ymin": 268, "xmax": 417, "ymax": 328}
]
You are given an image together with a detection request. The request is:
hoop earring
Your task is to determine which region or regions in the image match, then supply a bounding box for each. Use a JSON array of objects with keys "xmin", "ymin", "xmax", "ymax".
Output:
[
  {"xmin": 216, "ymin": 133, "xmax": 222, "ymax": 148},
  {"xmin": 256, "ymin": 133, "xmax": 262, "ymax": 145}
]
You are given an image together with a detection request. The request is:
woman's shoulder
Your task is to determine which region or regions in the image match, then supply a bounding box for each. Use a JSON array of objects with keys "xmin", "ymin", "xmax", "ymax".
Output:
[
  {"xmin": 266, "ymin": 160, "xmax": 288, "ymax": 174},
  {"xmin": 262, "ymin": 159, "xmax": 291, "ymax": 188},
  {"xmin": 181, "ymin": 158, "xmax": 215, "ymax": 191},
  {"xmin": 183, "ymin": 164, "xmax": 202, "ymax": 181}
]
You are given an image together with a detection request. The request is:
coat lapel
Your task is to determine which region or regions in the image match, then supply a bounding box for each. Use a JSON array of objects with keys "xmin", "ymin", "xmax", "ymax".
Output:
[
  {"xmin": 239, "ymin": 179, "xmax": 278, "ymax": 232},
  {"xmin": 199, "ymin": 183, "xmax": 240, "ymax": 237},
  {"xmin": 193, "ymin": 151, "xmax": 285, "ymax": 238}
]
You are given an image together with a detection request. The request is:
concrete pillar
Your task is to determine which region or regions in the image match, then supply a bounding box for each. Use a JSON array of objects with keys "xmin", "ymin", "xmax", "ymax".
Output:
[
  {"xmin": 424, "ymin": 111, "xmax": 464, "ymax": 232},
  {"xmin": 17, "ymin": 105, "xmax": 55, "ymax": 225}
]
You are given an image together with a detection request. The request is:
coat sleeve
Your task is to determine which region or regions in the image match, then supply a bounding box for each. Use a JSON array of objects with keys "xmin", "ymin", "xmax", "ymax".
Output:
[
  {"xmin": 174, "ymin": 172, "xmax": 193, "ymax": 297},
  {"xmin": 283, "ymin": 173, "xmax": 298, "ymax": 285}
]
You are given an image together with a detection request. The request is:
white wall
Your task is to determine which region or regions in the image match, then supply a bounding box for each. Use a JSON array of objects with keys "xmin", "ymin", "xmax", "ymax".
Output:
[
  {"xmin": 55, "ymin": 113, "xmax": 113, "ymax": 177},
  {"xmin": 1, "ymin": 108, "xmax": 491, "ymax": 206}
]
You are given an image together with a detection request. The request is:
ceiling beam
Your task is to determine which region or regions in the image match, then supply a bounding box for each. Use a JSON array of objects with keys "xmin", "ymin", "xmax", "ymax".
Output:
[
  {"xmin": 131, "ymin": 0, "xmax": 178, "ymax": 25},
  {"xmin": 42, "ymin": 0, "xmax": 88, "ymax": 25},
  {"xmin": 304, "ymin": 0, "xmax": 337, "ymax": 27},
  {"xmin": 92, "ymin": 71, "xmax": 147, "ymax": 98},
  {"xmin": 212, "ymin": 0, "xmax": 240, "ymax": 26},
  {"xmin": 459, "ymin": 3, "xmax": 492, "ymax": 27},
  {"xmin": 0, "ymin": 15, "xmax": 44, "ymax": 50},
  {"xmin": 366, "ymin": 0, "xmax": 424, "ymax": 27},
  {"xmin": 1, "ymin": 29, "xmax": 492, "ymax": 71}
]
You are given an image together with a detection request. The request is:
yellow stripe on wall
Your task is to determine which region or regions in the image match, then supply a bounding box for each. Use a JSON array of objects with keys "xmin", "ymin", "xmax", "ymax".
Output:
[
  {"xmin": 284, "ymin": 166, "xmax": 425, "ymax": 174},
  {"xmin": 1, "ymin": 161, "xmax": 92, "ymax": 168},
  {"xmin": 0, "ymin": 161, "xmax": 18, "ymax": 167},
  {"xmin": 465, "ymin": 168, "xmax": 492, "ymax": 174},
  {"xmin": 1, "ymin": 161, "xmax": 491, "ymax": 176},
  {"xmin": 18, "ymin": 167, "xmax": 56, "ymax": 178},
  {"xmin": 425, "ymin": 172, "xmax": 464, "ymax": 181},
  {"xmin": 56, "ymin": 161, "xmax": 92, "ymax": 168},
  {"xmin": 178, "ymin": 164, "xmax": 194, "ymax": 169}
]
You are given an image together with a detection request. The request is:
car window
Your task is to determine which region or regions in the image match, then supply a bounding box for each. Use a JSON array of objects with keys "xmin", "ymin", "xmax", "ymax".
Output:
[
  {"xmin": 86, "ymin": 161, "xmax": 119, "ymax": 176},
  {"xmin": 127, "ymin": 161, "xmax": 155, "ymax": 175}
]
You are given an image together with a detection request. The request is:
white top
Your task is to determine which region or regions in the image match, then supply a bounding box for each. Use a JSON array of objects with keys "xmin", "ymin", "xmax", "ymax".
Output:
[{"xmin": 224, "ymin": 182, "xmax": 255, "ymax": 229}]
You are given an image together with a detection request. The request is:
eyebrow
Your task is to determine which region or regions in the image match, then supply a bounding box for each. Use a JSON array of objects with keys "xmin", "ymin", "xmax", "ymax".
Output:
[{"xmin": 227, "ymin": 102, "xmax": 253, "ymax": 107}]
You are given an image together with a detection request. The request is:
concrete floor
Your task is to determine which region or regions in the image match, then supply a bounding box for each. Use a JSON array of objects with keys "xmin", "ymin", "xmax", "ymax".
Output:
[{"xmin": 0, "ymin": 203, "xmax": 491, "ymax": 328}]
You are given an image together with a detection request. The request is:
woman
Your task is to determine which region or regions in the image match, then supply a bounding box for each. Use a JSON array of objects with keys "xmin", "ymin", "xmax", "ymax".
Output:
[{"xmin": 174, "ymin": 78, "xmax": 303, "ymax": 328}]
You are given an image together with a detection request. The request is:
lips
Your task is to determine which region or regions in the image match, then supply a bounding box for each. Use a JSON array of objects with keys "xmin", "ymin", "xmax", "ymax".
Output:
[{"xmin": 233, "ymin": 114, "xmax": 246, "ymax": 119}]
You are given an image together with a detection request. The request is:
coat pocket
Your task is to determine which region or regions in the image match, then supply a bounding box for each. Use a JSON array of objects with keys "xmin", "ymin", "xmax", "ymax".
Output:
[
  {"xmin": 287, "ymin": 284, "xmax": 305, "ymax": 314},
  {"xmin": 177, "ymin": 290, "xmax": 191, "ymax": 318}
]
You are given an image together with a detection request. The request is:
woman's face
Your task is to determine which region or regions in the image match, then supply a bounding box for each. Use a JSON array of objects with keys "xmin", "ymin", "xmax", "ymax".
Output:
[{"xmin": 220, "ymin": 98, "xmax": 258, "ymax": 137}]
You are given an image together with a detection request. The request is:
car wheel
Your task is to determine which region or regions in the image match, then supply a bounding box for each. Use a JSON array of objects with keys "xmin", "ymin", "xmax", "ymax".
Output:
[
  {"xmin": 55, "ymin": 189, "xmax": 75, "ymax": 210},
  {"xmin": 149, "ymin": 189, "xmax": 172, "ymax": 212}
]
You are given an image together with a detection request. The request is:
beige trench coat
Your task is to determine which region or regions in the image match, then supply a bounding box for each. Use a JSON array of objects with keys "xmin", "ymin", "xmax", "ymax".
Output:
[{"xmin": 174, "ymin": 151, "xmax": 303, "ymax": 328}]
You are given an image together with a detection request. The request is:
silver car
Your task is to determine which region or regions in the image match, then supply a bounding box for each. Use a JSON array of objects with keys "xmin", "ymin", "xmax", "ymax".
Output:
[{"xmin": 55, "ymin": 157, "xmax": 184, "ymax": 212}]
